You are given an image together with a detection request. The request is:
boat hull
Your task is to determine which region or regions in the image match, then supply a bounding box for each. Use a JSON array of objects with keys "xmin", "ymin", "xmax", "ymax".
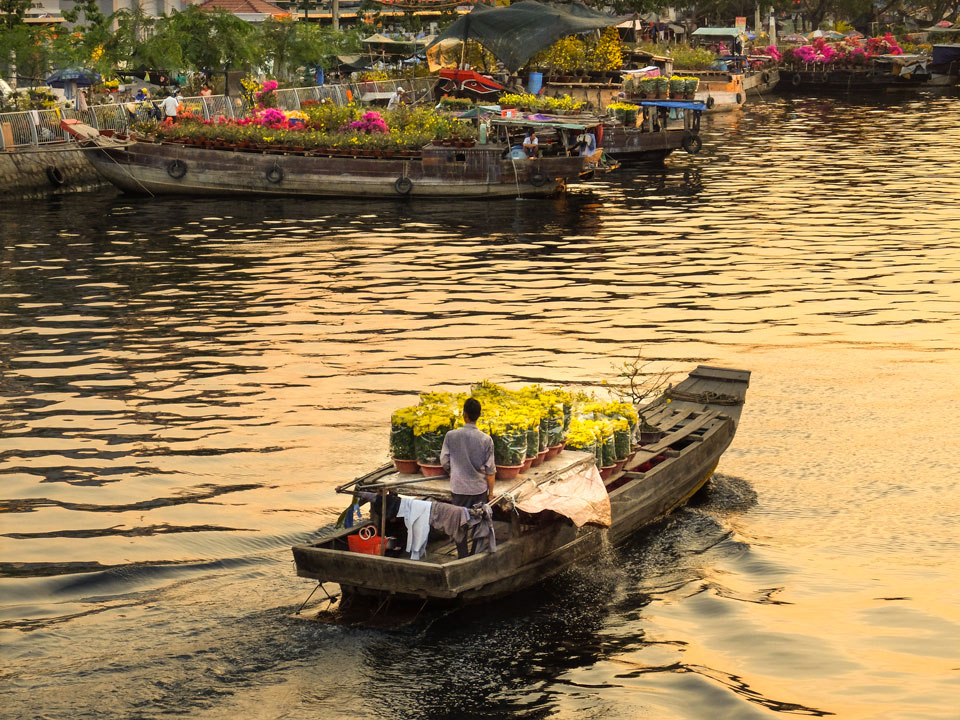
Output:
[
  {"xmin": 777, "ymin": 68, "xmax": 928, "ymax": 92},
  {"xmin": 743, "ymin": 68, "xmax": 780, "ymax": 95},
  {"xmin": 602, "ymin": 125, "xmax": 685, "ymax": 163},
  {"xmin": 292, "ymin": 366, "xmax": 750, "ymax": 605},
  {"xmin": 84, "ymin": 141, "xmax": 584, "ymax": 199}
]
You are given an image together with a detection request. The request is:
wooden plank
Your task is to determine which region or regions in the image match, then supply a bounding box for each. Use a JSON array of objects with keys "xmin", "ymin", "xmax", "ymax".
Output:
[
  {"xmin": 691, "ymin": 365, "xmax": 751, "ymax": 383},
  {"xmin": 364, "ymin": 451, "xmax": 596, "ymax": 500},
  {"xmin": 639, "ymin": 410, "xmax": 720, "ymax": 455}
]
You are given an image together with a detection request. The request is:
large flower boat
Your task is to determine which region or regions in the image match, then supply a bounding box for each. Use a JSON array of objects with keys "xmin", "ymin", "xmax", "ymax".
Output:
[
  {"xmin": 62, "ymin": 100, "xmax": 610, "ymax": 199},
  {"xmin": 777, "ymin": 34, "xmax": 931, "ymax": 92},
  {"xmin": 291, "ymin": 365, "xmax": 750, "ymax": 616}
]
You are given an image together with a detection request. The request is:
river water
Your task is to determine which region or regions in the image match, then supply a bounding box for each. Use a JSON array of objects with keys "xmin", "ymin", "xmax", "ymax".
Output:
[{"xmin": 2, "ymin": 90, "xmax": 959, "ymax": 719}]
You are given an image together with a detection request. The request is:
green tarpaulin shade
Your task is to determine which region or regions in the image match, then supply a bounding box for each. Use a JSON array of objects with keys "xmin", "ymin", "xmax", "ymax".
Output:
[
  {"xmin": 691, "ymin": 27, "xmax": 745, "ymax": 38},
  {"xmin": 427, "ymin": 0, "xmax": 626, "ymax": 73}
]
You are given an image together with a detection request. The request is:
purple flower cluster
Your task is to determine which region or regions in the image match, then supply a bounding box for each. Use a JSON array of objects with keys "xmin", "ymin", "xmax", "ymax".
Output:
[{"xmin": 346, "ymin": 111, "xmax": 390, "ymax": 134}]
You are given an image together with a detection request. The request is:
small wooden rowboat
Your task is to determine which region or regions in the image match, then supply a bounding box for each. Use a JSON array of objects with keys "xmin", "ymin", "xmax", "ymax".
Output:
[
  {"xmin": 292, "ymin": 366, "xmax": 750, "ymax": 612},
  {"xmin": 61, "ymin": 117, "xmax": 605, "ymax": 199}
]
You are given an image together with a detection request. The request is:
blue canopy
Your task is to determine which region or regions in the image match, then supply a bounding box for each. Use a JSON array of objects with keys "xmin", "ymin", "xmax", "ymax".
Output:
[{"xmin": 45, "ymin": 68, "xmax": 102, "ymax": 88}]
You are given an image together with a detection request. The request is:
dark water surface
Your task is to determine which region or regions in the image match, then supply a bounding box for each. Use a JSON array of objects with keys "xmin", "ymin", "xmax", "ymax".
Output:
[{"xmin": 2, "ymin": 92, "xmax": 959, "ymax": 719}]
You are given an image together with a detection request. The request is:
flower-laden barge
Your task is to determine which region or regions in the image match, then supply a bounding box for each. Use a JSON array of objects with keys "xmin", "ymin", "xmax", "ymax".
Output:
[
  {"xmin": 62, "ymin": 100, "xmax": 613, "ymax": 199},
  {"xmin": 292, "ymin": 366, "xmax": 750, "ymax": 616}
]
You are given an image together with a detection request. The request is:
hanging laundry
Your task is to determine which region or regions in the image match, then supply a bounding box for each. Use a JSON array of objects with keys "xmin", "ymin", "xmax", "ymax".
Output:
[
  {"xmin": 466, "ymin": 503, "xmax": 497, "ymax": 554},
  {"xmin": 430, "ymin": 501, "xmax": 470, "ymax": 544},
  {"xmin": 397, "ymin": 496, "xmax": 432, "ymax": 560}
]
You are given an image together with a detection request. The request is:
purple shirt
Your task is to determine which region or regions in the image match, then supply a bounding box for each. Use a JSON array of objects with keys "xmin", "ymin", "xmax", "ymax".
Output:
[{"xmin": 440, "ymin": 423, "xmax": 495, "ymax": 495}]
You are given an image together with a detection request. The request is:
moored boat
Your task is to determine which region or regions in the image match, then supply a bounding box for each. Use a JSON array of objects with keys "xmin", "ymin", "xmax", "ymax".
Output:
[
  {"xmin": 62, "ymin": 117, "xmax": 604, "ymax": 199},
  {"xmin": 743, "ymin": 66, "xmax": 780, "ymax": 95},
  {"xmin": 602, "ymin": 100, "xmax": 706, "ymax": 163},
  {"xmin": 686, "ymin": 70, "xmax": 746, "ymax": 112},
  {"xmin": 291, "ymin": 366, "xmax": 750, "ymax": 612}
]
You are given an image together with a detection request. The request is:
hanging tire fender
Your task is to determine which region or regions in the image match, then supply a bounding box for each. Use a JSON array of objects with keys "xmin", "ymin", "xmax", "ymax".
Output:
[
  {"xmin": 45, "ymin": 166, "xmax": 65, "ymax": 187},
  {"xmin": 266, "ymin": 166, "xmax": 283, "ymax": 183},
  {"xmin": 736, "ymin": 92, "xmax": 743, "ymax": 104},
  {"xmin": 530, "ymin": 172, "xmax": 549, "ymax": 187},
  {"xmin": 681, "ymin": 134, "xmax": 703, "ymax": 155},
  {"xmin": 705, "ymin": 96, "xmax": 715, "ymax": 109},
  {"xmin": 394, "ymin": 176, "xmax": 413, "ymax": 195},
  {"xmin": 791, "ymin": 73, "xmax": 802, "ymax": 87},
  {"xmin": 167, "ymin": 160, "xmax": 187, "ymax": 179},
  {"xmin": 761, "ymin": 71, "xmax": 770, "ymax": 84}
]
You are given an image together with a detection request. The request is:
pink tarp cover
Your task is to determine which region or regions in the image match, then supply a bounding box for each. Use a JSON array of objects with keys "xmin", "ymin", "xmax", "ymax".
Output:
[{"xmin": 515, "ymin": 464, "xmax": 611, "ymax": 528}]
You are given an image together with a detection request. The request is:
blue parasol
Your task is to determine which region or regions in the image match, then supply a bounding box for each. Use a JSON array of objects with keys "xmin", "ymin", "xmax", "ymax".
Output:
[{"xmin": 44, "ymin": 68, "xmax": 102, "ymax": 88}]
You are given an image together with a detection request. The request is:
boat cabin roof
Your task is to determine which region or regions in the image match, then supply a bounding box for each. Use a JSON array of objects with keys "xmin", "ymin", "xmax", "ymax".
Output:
[
  {"xmin": 490, "ymin": 115, "xmax": 599, "ymax": 130},
  {"xmin": 640, "ymin": 100, "xmax": 707, "ymax": 110}
]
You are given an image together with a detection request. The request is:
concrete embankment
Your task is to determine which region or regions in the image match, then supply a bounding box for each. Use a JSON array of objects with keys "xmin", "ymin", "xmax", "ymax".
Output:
[{"xmin": 1, "ymin": 145, "xmax": 106, "ymax": 199}]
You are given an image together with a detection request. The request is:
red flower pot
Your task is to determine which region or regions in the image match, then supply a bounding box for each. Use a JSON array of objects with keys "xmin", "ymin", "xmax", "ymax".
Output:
[
  {"xmin": 393, "ymin": 458, "xmax": 419, "ymax": 475},
  {"xmin": 418, "ymin": 463, "xmax": 445, "ymax": 477},
  {"xmin": 529, "ymin": 453, "xmax": 543, "ymax": 467},
  {"xmin": 496, "ymin": 464, "xmax": 523, "ymax": 480},
  {"xmin": 599, "ymin": 465, "xmax": 616, "ymax": 480},
  {"xmin": 545, "ymin": 444, "xmax": 563, "ymax": 460},
  {"xmin": 536, "ymin": 449, "xmax": 548, "ymax": 465}
]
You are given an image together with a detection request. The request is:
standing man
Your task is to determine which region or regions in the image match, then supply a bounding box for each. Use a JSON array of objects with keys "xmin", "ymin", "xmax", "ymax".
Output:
[
  {"xmin": 160, "ymin": 90, "xmax": 181, "ymax": 123},
  {"xmin": 440, "ymin": 397, "xmax": 496, "ymax": 557}
]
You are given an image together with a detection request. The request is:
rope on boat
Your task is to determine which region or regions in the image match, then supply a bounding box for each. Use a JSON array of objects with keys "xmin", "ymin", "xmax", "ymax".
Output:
[
  {"xmin": 509, "ymin": 155, "xmax": 522, "ymax": 199},
  {"xmin": 665, "ymin": 389, "xmax": 742, "ymax": 405}
]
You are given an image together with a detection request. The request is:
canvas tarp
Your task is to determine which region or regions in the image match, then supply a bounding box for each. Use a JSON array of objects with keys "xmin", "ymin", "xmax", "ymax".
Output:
[
  {"xmin": 427, "ymin": 0, "xmax": 626, "ymax": 72},
  {"xmin": 426, "ymin": 38, "xmax": 463, "ymax": 71},
  {"xmin": 513, "ymin": 463, "xmax": 611, "ymax": 528}
]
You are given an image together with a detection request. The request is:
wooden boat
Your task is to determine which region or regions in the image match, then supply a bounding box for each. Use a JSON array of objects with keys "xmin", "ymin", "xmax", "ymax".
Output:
[
  {"xmin": 685, "ymin": 70, "xmax": 746, "ymax": 112},
  {"xmin": 602, "ymin": 100, "xmax": 706, "ymax": 162},
  {"xmin": 777, "ymin": 55, "xmax": 931, "ymax": 92},
  {"xmin": 61, "ymin": 118, "xmax": 600, "ymax": 199},
  {"xmin": 291, "ymin": 366, "xmax": 750, "ymax": 612},
  {"xmin": 743, "ymin": 66, "xmax": 780, "ymax": 95}
]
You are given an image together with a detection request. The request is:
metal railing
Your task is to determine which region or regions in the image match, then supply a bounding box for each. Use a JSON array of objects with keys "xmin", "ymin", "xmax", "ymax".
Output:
[{"xmin": 0, "ymin": 77, "xmax": 437, "ymax": 151}]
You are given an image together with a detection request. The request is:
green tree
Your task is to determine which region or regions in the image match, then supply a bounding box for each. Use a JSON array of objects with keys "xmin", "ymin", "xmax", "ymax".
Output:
[
  {"xmin": 138, "ymin": 5, "xmax": 257, "ymax": 76},
  {"xmin": 0, "ymin": 0, "xmax": 35, "ymax": 29}
]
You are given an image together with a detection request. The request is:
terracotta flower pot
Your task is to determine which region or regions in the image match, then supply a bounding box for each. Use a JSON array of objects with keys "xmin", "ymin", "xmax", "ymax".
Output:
[
  {"xmin": 520, "ymin": 457, "xmax": 534, "ymax": 473},
  {"xmin": 536, "ymin": 449, "xmax": 548, "ymax": 465},
  {"xmin": 393, "ymin": 458, "xmax": 419, "ymax": 475},
  {"xmin": 418, "ymin": 463, "xmax": 445, "ymax": 477},
  {"xmin": 545, "ymin": 444, "xmax": 563, "ymax": 460},
  {"xmin": 496, "ymin": 464, "xmax": 523, "ymax": 480},
  {"xmin": 599, "ymin": 465, "xmax": 616, "ymax": 480},
  {"xmin": 530, "ymin": 453, "xmax": 543, "ymax": 467}
]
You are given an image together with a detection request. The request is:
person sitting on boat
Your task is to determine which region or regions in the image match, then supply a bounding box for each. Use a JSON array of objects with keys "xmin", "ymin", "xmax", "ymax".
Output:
[
  {"xmin": 522, "ymin": 128, "xmax": 539, "ymax": 158},
  {"xmin": 440, "ymin": 397, "xmax": 496, "ymax": 558}
]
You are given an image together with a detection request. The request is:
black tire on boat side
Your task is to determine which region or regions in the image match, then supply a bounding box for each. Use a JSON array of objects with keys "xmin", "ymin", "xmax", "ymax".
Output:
[
  {"xmin": 705, "ymin": 96, "xmax": 715, "ymax": 109},
  {"xmin": 681, "ymin": 134, "xmax": 703, "ymax": 155},
  {"xmin": 530, "ymin": 172, "xmax": 549, "ymax": 187},
  {"xmin": 761, "ymin": 71, "xmax": 770, "ymax": 84},
  {"xmin": 167, "ymin": 160, "xmax": 187, "ymax": 179},
  {"xmin": 394, "ymin": 176, "xmax": 413, "ymax": 195},
  {"xmin": 266, "ymin": 166, "xmax": 284, "ymax": 183},
  {"xmin": 45, "ymin": 166, "xmax": 65, "ymax": 187},
  {"xmin": 736, "ymin": 93, "xmax": 743, "ymax": 104},
  {"xmin": 791, "ymin": 73, "xmax": 802, "ymax": 87}
]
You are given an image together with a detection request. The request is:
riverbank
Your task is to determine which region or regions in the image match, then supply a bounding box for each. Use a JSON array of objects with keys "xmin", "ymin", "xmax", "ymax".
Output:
[{"xmin": 0, "ymin": 145, "xmax": 104, "ymax": 199}]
